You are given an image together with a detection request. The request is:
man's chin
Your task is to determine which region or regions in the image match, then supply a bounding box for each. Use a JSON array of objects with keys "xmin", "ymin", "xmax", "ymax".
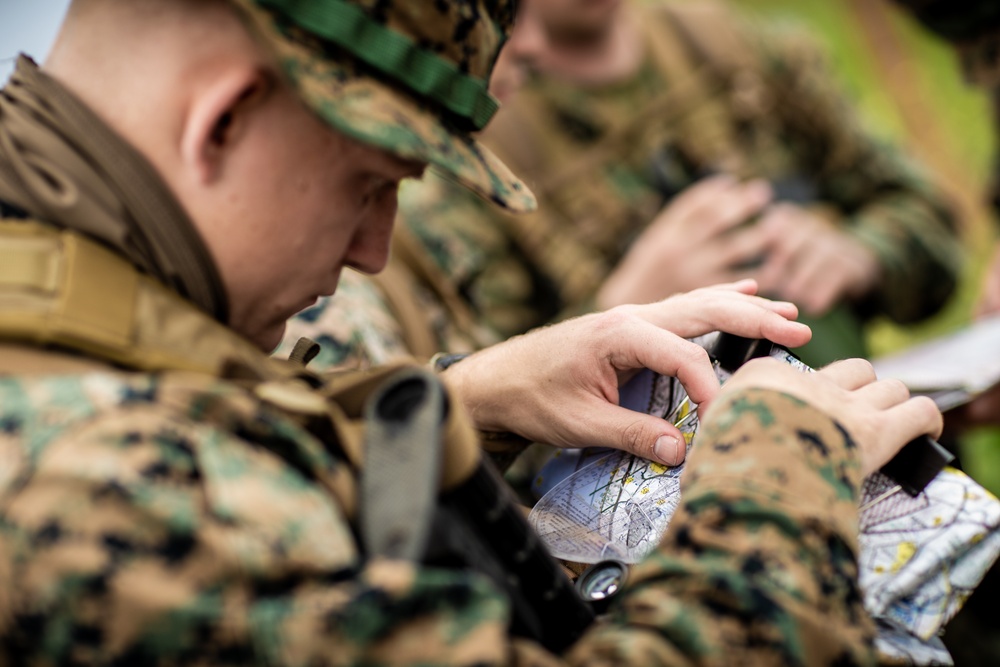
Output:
[{"xmin": 246, "ymin": 296, "xmax": 325, "ymax": 354}]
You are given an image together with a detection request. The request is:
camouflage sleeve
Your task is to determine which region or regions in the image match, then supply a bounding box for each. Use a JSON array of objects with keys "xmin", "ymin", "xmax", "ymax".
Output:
[
  {"xmin": 275, "ymin": 268, "xmax": 415, "ymax": 371},
  {"xmin": 400, "ymin": 171, "xmax": 558, "ymax": 338},
  {"xmin": 0, "ymin": 373, "xmax": 871, "ymax": 665},
  {"xmin": 0, "ymin": 373, "xmax": 516, "ymax": 665},
  {"xmin": 751, "ymin": 20, "xmax": 963, "ymax": 324},
  {"xmin": 567, "ymin": 388, "xmax": 874, "ymax": 667}
]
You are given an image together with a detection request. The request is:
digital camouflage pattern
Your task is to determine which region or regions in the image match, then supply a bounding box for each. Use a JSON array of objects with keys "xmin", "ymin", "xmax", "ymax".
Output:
[
  {"xmin": 0, "ymin": 341, "xmax": 877, "ymax": 665},
  {"xmin": 277, "ymin": 265, "xmax": 495, "ymax": 371},
  {"xmin": 398, "ymin": 170, "xmax": 545, "ymax": 344},
  {"xmin": 400, "ymin": 0, "xmax": 963, "ymax": 362},
  {"xmin": 277, "ymin": 269, "xmax": 417, "ymax": 369},
  {"xmin": 233, "ymin": 0, "xmax": 536, "ymax": 212}
]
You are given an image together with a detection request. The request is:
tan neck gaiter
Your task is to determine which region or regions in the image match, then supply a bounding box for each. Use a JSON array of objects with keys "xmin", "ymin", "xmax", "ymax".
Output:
[{"xmin": 0, "ymin": 55, "xmax": 228, "ymax": 322}]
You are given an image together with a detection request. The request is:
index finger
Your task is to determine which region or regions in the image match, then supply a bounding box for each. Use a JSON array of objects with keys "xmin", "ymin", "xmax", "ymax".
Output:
[
  {"xmin": 611, "ymin": 320, "xmax": 722, "ymax": 411},
  {"xmin": 627, "ymin": 291, "xmax": 811, "ymax": 348}
]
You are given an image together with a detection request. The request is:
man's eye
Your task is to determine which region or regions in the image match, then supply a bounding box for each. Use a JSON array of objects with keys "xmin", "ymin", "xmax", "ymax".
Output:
[{"xmin": 361, "ymin": 181, "xmax": 380, "ymax": 206}]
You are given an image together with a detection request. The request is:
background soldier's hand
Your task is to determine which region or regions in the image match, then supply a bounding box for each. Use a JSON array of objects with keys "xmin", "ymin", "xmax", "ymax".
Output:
[
  {"xmin": 442, "ymin": 280, "xmax": 811, "ymax": 466},
  {"xmin": 751, "ymin": 203, "xmax": 881, "ymax": 316},
  {"xmin": 596, "ymin": 176, "xmax": 773, "ymax": 309},
  {"xmin": 714, "ymin": 357, "xmax": 943, "ymax": 476}
]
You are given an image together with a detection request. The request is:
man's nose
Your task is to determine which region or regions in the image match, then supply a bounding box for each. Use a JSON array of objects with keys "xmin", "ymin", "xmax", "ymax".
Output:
[{"xmin": 344, "ymin": 204, "xmax": 397, "ymax": 275}]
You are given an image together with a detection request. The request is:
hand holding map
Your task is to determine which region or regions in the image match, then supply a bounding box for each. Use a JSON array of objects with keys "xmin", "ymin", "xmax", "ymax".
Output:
[{"xmin": 529, "ymin": 338, "xmax": 1000, "ymax": 666}]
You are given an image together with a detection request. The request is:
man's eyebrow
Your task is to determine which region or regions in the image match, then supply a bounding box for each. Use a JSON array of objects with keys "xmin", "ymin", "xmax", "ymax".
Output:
[
  {"xmin": 367, "ymin": 154, "xmax": 427, "ymax": 183},
  {"xmin": 377, "ymin": 150, "xmax": 428, "ymax": 178}
]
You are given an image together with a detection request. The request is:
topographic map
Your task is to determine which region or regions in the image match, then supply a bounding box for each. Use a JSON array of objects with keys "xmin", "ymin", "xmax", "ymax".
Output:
[{"xmin": 528, "ymin": 343, "xmax": 1000, "ymax": 666}]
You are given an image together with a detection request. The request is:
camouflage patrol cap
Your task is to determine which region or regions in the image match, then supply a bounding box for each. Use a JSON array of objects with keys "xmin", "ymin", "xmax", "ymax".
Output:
[
  {"xmin": 893, "ymin": 0, "xmax": 1000, "ymax": 88},
  {"xmin": 232, "ymin": 0, "xmax": 536, "ymax": 212}
]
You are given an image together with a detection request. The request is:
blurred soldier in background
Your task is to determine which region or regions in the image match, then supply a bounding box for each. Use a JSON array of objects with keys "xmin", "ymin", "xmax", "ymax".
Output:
[
  {"xmin": 395, "ymin": 0, "xmax": 962, "ymax": 368},
  {"xmin": 282, "ymin": 0, "xmax": 964, "ymax": 374}
]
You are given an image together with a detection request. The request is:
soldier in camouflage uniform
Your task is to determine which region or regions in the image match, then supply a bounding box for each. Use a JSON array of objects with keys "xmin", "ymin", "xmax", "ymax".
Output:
[
  {"xmin": 398, "ymin": 0, "xmax": 963, "ymax": 368},
  {"xmin": 0, "ymin": 0, "xmax": 944, "ymax": 664}
]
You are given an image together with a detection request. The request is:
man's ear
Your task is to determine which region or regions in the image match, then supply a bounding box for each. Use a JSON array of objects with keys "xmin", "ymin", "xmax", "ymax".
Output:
[{"xmin": 181, "ymin": 67, "xmax": 270, "ymax": 184}]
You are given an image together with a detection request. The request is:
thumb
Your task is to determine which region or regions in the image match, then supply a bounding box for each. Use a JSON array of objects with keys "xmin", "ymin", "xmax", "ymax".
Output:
[{"xmin": 581, "ymin": 402, "xmax": 688, "ymax": 466}]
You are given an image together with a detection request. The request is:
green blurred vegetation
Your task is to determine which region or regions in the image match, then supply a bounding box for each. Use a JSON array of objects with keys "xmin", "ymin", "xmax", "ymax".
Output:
[
  {"xmin": 963, "ymin": 427, "xmax": 1000, "ymax": 496},
  {"xmin": 738, "ymin": 0, "xmax": 1000, "ymax": 494}
]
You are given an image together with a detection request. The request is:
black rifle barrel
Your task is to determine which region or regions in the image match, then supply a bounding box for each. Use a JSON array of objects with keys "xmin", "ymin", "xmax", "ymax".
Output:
[{"xmin": 442, "ymin": 461, "xmax": 596, "ymax": 652}]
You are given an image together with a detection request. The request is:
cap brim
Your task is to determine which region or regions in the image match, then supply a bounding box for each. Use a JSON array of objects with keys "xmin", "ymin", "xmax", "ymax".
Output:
[{"xmin": 237, "ymin": 1, "xmax": 537, "ymax": 213}]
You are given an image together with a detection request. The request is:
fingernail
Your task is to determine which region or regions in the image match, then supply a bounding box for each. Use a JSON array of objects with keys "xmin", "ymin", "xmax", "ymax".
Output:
[{"xmin": 654, "ymin": 435, "xmax": 681, "ymax": 465}]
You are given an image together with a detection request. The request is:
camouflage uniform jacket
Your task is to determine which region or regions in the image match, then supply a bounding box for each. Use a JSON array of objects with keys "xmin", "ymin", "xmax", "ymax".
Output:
[
  {"xmin": 0, "ymin": 220, "xmax": 877, "ymax": 664},
  {"xmin": 277, "ymin": 267, "xmax": 441, "ymax": 371},
  {"xmin": 403, "ymin": 0, "xmax": 963, "ymax": 347}
]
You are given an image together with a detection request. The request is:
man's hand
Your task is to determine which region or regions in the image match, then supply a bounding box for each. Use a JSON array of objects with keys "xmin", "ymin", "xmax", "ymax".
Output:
[
  {"xmin": 442, "ymin": 280, "xmax": 811, "ymax": 466},
  {"xmin": 596, "ymin": 176, "xmax": 773, "ymax": 309},
  {"xmin": 751, "ymin": 203, "xmax": 881, "ymax": 316},
  {"xmin": 713, "ymin": 357, "xmax": 943, "ymax": 477}
]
